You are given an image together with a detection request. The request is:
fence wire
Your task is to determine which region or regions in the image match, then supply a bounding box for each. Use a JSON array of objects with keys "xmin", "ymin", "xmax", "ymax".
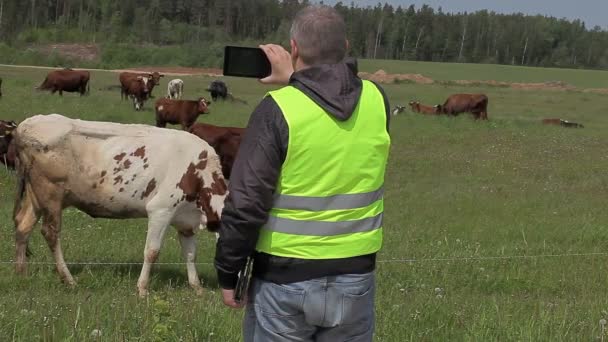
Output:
[{"xmin": 0, "ymin": 252, "xmax": 605, "ymax": 267}]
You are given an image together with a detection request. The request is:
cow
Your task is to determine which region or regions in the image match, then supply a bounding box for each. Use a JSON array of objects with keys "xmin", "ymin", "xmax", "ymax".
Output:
[
  {"xmin": 206, "ymin": 80, "xmax": 228, "ymax": 101},
  {"xmin": 125, "ymin": 76, "xmax": 152, "ymax": 111},
  {"xmin": 37, "ymin": 69, "xmax": 90, "ymax": 96},
  {"xmin": 12, "ymin": 114, "xmax": 227, "ymax": 297},
  {"xmin": 437, "ymin": 94, "xmax": 489, "ymax": 120},
  {"xmin": 392, "ymin": 105, "xmax": 405, "ymax": 116},
  {"xmin": 167, "ymin": 79, "xmax": 184, "ymax": 99},
  {"xmin": 155, "ymin": 98, "xmax": 211, "ymax": 130},
  {"xmin": 0, "ymin": 120, "xmax": 17, "ymax": 169},
  {"xmin": 542, "ymin": 118, "xmax": 584, "ymax": 128},
  {"xmin": 119, "ymin": 72, "xmax": 164, "ymax": 100},
  {"xmin": 408, "ymin": 101, "xmax": 440, "ymax": 115},
  {"xmin": 188, "ymin": 123, "xmax": 245, "ymax": 179}
]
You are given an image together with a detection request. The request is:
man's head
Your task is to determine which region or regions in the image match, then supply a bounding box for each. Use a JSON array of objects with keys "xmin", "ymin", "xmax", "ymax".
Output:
[{"xmin": 290, "ymin": 5, "xmax": 348, "ymax": 68}]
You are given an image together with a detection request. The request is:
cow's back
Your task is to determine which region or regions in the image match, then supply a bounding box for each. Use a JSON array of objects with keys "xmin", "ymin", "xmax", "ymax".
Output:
[{"xmin": 15, "ymin": 114, "xmax": 222, "ymax": 217}]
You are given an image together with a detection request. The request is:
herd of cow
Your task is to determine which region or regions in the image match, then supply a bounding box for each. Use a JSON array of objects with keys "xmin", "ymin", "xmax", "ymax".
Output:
[
  {"xmin": 0, "ymin": 68, "xmax": 247, "ymax": 296},
  {"xmin": 0, "ymin": 67, "xmax": 584, "ymax": 296}
]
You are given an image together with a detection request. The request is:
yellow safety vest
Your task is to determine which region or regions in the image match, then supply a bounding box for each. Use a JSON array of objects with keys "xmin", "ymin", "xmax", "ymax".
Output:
[{"xmin": 256, "ymin": 80, "xmax": 391, "ymax": 259}]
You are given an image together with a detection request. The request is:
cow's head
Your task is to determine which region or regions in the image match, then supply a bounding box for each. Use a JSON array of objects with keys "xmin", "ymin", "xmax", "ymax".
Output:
[
  {"xmin": 136, "ymin": 76, "xmax": 151, "ymax": 94},
  {"xmin": 149, "ymin": 72, "xmax": 165, "ymax": 85},
  {"xmin": 0, "ymin": 120, "xmax": 17, "ymax": 153},
  {"xmin": 408, "ymin": 101, "xmax": 420, "ymax": 112},
  {"xmin": 197, "ymin": 97, "xmax": 211, "ymax": 114}
]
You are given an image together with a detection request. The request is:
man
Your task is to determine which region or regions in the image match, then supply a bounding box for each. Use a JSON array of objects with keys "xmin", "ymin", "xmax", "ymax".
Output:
[{"xmin": 214, "ymin": 5, "xmax": 391, "ymax": 341}]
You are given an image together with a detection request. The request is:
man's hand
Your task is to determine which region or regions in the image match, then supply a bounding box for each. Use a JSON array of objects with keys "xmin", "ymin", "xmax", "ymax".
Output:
[
  {"xmin": 259, "ymin": 44, "xmax": 294, "ymax": 85},
  {"xmin": 221, "ymin": 288, "xmax": 246, "ymax": 309}
]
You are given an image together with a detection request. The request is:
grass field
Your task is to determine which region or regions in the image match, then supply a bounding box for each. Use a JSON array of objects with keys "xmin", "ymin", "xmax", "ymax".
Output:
[{"xmin": 1, "ymin": 62, "xmax": 608, "ymax": 341}]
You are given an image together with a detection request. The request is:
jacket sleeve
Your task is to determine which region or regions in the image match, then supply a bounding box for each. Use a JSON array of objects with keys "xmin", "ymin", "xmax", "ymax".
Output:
[{"xmin": 214, "ymin": 96, "xmax": 288, "ymax": 289}]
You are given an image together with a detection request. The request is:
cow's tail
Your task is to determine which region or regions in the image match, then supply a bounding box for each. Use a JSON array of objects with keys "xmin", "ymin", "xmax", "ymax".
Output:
[{"xmin": 13, "ymin": 147, "xmax": 34, "ymax": 257}]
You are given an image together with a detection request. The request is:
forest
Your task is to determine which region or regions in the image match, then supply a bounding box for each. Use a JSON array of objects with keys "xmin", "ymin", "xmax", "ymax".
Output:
[{"xmin": 0, "ymin": 0, "xmax": 607, "ymax": 69}]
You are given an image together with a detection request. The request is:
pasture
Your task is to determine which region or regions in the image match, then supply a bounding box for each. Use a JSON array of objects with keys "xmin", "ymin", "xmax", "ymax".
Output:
[{"xmin": 0, "ymin": 62, "xmax": 607, "ymax": 341}]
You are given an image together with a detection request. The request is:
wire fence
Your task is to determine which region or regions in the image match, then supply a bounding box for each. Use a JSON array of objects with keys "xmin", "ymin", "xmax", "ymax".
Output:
[{"xmin": 0, "ymin": 251, "xmax": 606, "ymax": 267}]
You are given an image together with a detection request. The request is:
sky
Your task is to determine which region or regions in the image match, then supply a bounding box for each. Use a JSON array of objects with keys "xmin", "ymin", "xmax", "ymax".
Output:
[{"xmin": 320, "ymin": 0, "xmax": 607, "ymax": 29}]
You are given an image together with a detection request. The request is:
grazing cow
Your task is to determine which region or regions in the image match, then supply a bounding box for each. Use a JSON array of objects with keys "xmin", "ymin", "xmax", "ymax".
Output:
[
  {"xmin": 155, "ymin": 98, "xmax": 211, "ymax": 130},
  {"xmin": 125, "ymin": 76, "xmax": 152, "ymax": 111},
  {"xmin": 438, "ymin": 94, "xmax": 489, "ymax": 120},
  {"xmin": 37, "ymin": 69, "xmax": 90, "ymax": 96},
  {"xmin": 542, "ymin": 118, "xmax": 584, "ymax": 128},
  {"xmin": 392, "ymin": 105, "xmax": 405, "ymax": 116},
  {"xmin": 119, "ymin": 72, "xmax": 164, "ymax": 100},
  {"xmin": 13, "ymin": 114, "xmax": 227, "ymax": 296},
  {"xmin": 167, "ymin": 79, "xmax": 184, "ymax": 99},
  {"xmin": 206, "ymin": 80, "xmax": 228, "ymax": 101},
  {"xmin": 188, "ymin": 123, "xmax": 245, "ymax": 179},
  {"xmin": 408, "ymin": 101, "xmax": 440, "ymax": 115},
  {"xmin": 0, "ymin": 120, "xmax": 17, "ymax": 169}
]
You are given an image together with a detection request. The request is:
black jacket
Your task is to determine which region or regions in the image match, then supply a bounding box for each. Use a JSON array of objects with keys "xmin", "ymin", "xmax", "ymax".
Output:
[{"xmin": 214, "ymin": 58, "xmax": 390, "ymax": 289}]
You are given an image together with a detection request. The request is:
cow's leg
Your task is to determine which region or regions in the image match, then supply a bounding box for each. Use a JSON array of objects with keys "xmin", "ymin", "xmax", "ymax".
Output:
[
  {"xmin": 137, "ymin": 212, "xmax": 171, "ymax": 297},
  {"xmin": 14, "ymin": 186, "xmax": 41, "ymax": 275},
  {"xmin": 177, "ymin": 229, "xmax": 203, "ymax": 295},
  {"xmin": 41, "ymin": 202, "xmax": 75, "ymax": 286}
]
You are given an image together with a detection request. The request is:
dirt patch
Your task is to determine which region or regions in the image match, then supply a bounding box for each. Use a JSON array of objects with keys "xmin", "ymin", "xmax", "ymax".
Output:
[
  {"xmin": 358, "ymin": 69, "xmax": 434, "ymax": 84},
  {"xmin": 121, "ymin": 66, "xmax": 223, "ymax": 77},
  {"xmin": 36, "ymin": 44, "xmax": 100, "ymax": 61},
  {"xmin": 582, "ymin": 88, "xmax": 608, "ymax": 95}
]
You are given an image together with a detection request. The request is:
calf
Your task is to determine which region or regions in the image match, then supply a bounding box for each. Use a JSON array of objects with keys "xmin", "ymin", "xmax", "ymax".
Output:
[
  {"xmin": 155, "ymin": 98, "xmax": 210, "ymax": 130},
  {"xmin": 408, "ymin": 101, "xmax": 440, "ymax": 115},
  {"xmin": 167, "ymin": 79, "xmax": 184, "ymax": 99},
  {"xmin": 188, "ymin": 123, "xmax": 245, "ymax": 179},
  {"xmin": 392, "ymin": 105, "xmax": 405, "ymax": 116},
  {"xmin": 37, "ymin": 69, "xmax": 90, "ymax": 96},
  {"xmin": 125, "ymin": 76, "xmax": 151, "ymax": 111},
  {"xmin": 0, "ymin": 120, "xmax": 17, "ymax": 169},
  {"xmin": 13, "ymin": 114, "xmax": 227, "ymax": 296},
  {"xmin": 438, "ymin": 94, "xmax": 489, "ymax": 120}
]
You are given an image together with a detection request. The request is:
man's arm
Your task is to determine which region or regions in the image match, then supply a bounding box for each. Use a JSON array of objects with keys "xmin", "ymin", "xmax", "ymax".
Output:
[{"xmin": 214, "ymin": 96, "xmax": 288, "ymax": 290}]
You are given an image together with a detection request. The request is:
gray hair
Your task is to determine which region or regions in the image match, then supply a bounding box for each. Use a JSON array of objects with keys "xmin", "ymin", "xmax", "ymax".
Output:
[{"xmin": 290, "ymin": 5, "xmax": 347, "ymax": 65}]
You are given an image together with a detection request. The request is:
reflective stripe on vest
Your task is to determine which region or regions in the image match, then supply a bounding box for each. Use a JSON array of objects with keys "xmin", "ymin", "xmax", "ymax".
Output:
[{"xmin": 256, "ymin": 80, "xmax": 390, "ymax": 259}]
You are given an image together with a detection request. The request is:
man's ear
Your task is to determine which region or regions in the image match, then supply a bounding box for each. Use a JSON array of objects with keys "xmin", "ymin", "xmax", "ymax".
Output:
[{"xmin": 290, "ymin": 39, "xmax": 298, "ymax": 61}]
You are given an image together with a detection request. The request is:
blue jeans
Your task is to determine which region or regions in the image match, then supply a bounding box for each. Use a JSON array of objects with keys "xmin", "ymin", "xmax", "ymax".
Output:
[{"xmin": 243, "ymin": 272, "xmax": 375, "ymax": 342}]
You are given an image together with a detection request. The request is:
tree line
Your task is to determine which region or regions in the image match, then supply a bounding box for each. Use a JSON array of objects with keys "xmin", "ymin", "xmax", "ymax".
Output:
[{"xmin": 0, "ymin": 0, "xmax": 607, "ymax": 69}]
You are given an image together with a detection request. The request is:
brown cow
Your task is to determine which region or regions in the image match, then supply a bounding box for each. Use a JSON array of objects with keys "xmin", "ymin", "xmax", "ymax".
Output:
[
  {"xmin": 125, "ymin": 76, "xmax": 152, "ymax": 111},
  {"xmin": 155, "ymin": 98, "xmax": 211, "ymax": 130},
  {"xmin": 119, "ymin": 72, "xmax": 164, "ymax": 100},
  {"xmin": 437, "ymin": 94, "xmax": 488, "ymax": 120},
  {"xmin": 408, "ymin": 101, "xmax": 440, "ymax": 115},
  {"xmin": 37, "ymin": 69, "xmax": 90, "ymax": 96},
  {"xmin": 0, "ymin": 120, "xmax": 17, "ymax": 169},
  {"xmin": 188, "ymin": 123, "xmax": 245, "ymax": 179},
  {"xmin": 542, "ymin": 118, "xmax": 584, "ymax": 128}
]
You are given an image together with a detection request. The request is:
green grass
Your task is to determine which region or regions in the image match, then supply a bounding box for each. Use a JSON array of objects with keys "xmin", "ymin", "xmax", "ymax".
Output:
[
  {"xmin": 359, "ymin": 59, "xmax": 608, "ymax": 89},
  {"xmin": 1, "ymin": 63, "xmax": 608, "ymax": 341}
]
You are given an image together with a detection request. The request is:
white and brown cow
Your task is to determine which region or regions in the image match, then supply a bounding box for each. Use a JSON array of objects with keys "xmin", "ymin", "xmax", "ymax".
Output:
[{"xmin": 13, "ymin": 114, "xmax": 227, "ymax": 296}]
